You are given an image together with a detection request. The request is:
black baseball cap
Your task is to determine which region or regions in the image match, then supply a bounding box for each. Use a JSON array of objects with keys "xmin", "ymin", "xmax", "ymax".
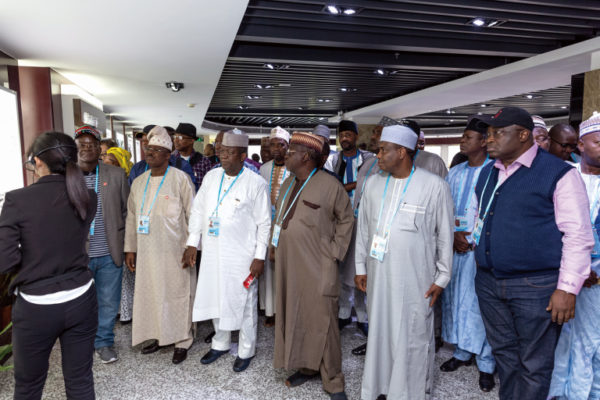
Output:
[
  {"xmin": 480, "ymin": 107, "xmax": 534, "ymax": 131},
  {"xmin": 175, "ymin": 123, "xmax": 197, "ymax": 139},
  {"xmin": 135, "ymin": 124, "xmax": 156, "ymax": 139}
]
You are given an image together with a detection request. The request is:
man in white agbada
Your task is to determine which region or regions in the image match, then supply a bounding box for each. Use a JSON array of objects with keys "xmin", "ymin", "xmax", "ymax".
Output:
[
  {"xmin": 354, "ymin": 124, "xmax": 453, "ymax": 400},
  {"xmin": 183, "ymin": 129, "xmax": 271, "ymax": 372},
  {"xmin": 124, "ymin": 126, "xmax": 196, "ymax": 365},
  {"xmin": 259, "ymin": 126, "xmax": 291, "ymax": 326}
]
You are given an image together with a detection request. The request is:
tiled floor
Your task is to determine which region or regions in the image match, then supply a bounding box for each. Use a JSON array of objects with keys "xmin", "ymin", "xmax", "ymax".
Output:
[{"xmin": 0, "ymin": 318, "xmax": 498, "ymax": 399}]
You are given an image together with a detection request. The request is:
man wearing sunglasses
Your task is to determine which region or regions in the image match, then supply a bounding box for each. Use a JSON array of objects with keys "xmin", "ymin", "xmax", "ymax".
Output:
[{"xmin": 549, "ymin": 123, "xmax": 579, "ymax": 161}]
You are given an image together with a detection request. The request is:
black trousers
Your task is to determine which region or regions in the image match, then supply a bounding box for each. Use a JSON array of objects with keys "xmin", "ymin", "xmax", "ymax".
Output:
[{"xmin": 12, "ymin": 284, "xmax": 98, "ymax": 400}]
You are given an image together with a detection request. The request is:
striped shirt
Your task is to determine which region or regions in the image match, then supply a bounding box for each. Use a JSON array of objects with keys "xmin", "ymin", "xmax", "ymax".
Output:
[{"xmin": 84, "ymin": 170, "xmax": 110, "ymax": 258}]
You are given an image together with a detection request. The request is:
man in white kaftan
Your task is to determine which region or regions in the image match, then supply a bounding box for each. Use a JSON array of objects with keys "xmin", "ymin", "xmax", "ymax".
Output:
[
  {"xmin": 355, "ymin": 124, "xmax": 453, "ymax": 400},
  {"xmin": 186, "ymin": 130, "xmax": 271, "ymax": 370}
]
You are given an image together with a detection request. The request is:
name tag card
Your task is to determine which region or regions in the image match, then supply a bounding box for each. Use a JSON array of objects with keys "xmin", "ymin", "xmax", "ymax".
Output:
[
  {"xmin": 472, "ymin": 218, "xmax": 483, "ymax": 245},
  {"xmin": 369, "ymin": 234, "xmax": 388, "ymax": 262},
  {"xmin": 208, "ymin": 216, "xmax": 220, "ymax": 237},
  {"xmin": 137, "ymin": 215, "xmax": 150, "ymax": 235},
  {"xmin": 455, "ymin": 216, "xmax": 469, "ymax": 232},
  {"xmin": 271, "ymin": 224, "xmax": 282, "ymax": 248}
]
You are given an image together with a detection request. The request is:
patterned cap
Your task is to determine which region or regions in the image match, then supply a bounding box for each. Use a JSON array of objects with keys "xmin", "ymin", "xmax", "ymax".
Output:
[
  {"xmin": 580, "ymin": 113, "xmax": 600, "ymax": 137},
  {"xmin": 223, "ymin": 129, "xmax": 249, "ymax": 147},
  {"xmin": 147, "ymin": 126, "xmax": 172, "ymax": 151},
  {"xmin": 377, "ymin": 116, "xmax": 400, "ymax": 127},
  {"xmin": 290, "ymin": 131, "xmax": 325, "ymax": 153},
  {"xmin": 531, "ymin": 115, "xmax": 547, "ymax": 130},
  {"xmin": 270, "ymin": 126, "xmax": 290, "ymax": 143},
  {"xmin": 75, "ymin": 125, "xmax": 101, "ymax": 141}
]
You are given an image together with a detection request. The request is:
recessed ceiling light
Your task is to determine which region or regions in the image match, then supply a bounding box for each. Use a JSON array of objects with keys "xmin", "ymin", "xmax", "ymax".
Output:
[
  {"xmin": 480, "ymin": 104, "xmax": 491, "ymax": 108},
  {"xmin": 245, "ymin": 95, "xmax": 261, "ymax": 100},
  {"xmin": 255, "ymin": 83, "xmax": 274, "ymax": 89},
  {"xmin": 339, "ymin": 87, "xmax": 357, "ymax": 92},
  {"xmin": 524, "ymin": 94, "xmax": 542, "ymax": 100},
  {"xmin": 165, "ymin": 81, "xmax": 184, "ymax": 92},
  {"xmin": 327, "ymin": 5, "xmax": 340, "ymax": 14},
  {"xmin": 297, "ymin": 106, "xmax": 305, "ymax": 110},
  {"xmin": 317, "ymin": 98, "xmax": 333, "ymax": 103},
  {"xmin": 319, "ymin": 117, "xmax": 325, "ymax": 120},
  {"xmin": 446, "ymin": 109, "xmax": 456, "ymax": 114},
  {"xmin": 561, "ymin": 106, "xmax": 568, "ymax": 109},
  {"xmin": 374, "ymin": 69, "xmax": 387, "ymax": 76},
  {"xmin": 467, "ymin": 17, "xmax": 506, "ymax": 27},
  {"xmin": 267, "ymin": 120, "xmax": 273, "ymax": 124},
  {"xmin": 238, "ymin": 105, "xmax": 248, "ymax": 110},
  {"xmin": 263, "ymin": 63, "xmax": 290, "ymax": 70},
  {"xmin": 343, "ymin": 8, "xmax": 356, "ymax": 15},
  {"xmin": 450, "ymin": 119, "xmax": 455, "ymax": 122}
]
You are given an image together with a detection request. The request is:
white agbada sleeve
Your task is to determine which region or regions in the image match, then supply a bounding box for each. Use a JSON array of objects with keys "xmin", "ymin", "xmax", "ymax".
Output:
[
  {"xmin": 186, "ymin": 173, "xmax": 210, "ymax": 248},
  {"xmin": 433, "ymin": 180, "xmax": 454, "ymax": 288},
  {"xmin": 252, "ymin": 179, "xmax": 271, "ymax": 260},
  {"xmin": 355, "ymin": 177, "xmax": 372, "ymax": 276}
]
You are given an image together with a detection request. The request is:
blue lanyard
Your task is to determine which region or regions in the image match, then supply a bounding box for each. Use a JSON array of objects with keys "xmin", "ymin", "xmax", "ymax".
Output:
[
  {"xmin": 455, "ymin": 155, "xmax": 489, "ymax": 215},
  {"xmin": 269, "ymin": 163, "xmax": 287, "ymax": 200},
  {"xmin": 140, "ymin": 166, "xmax": 170, "ymax": 216},
  {"xmin": 213, "ymin": 168, "xmax": 244, "ymax": 216},
  {"xmin": 376, "ymin": 166, "xmax": 415, "ymax": 236},
  {"xmin": 477, "ymin": 168, "xmax": 502, "ymax": 223},
  {"xmin": 359, "ymin": 159, "xmax": 378, "ymax": 201},
  {"xmin": 89, "ymin": 164, "xmax": 99, "ymax": 235},
  {"xmin": 276, "ymin": 168, "xmax": 317, "ymax": 224}
]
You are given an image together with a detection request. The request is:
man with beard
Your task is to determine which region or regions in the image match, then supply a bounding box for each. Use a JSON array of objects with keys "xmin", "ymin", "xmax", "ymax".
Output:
[
  {"xmin": 259, "ymin": 126, "xmax": 291, "ymax": 326},
  {"xmin": 325, "ymin": 120, "xmax": 374, "ymax": 333}
]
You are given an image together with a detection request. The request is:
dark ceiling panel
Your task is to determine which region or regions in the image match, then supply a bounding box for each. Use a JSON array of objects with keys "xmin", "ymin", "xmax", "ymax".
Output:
[{"xmin": 205, "ymin": 0, "xmax": 598, "ymax": 129}]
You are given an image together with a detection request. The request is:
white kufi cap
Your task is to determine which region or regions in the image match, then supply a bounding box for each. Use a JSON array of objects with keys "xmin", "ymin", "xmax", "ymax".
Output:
[
  {"xmin": 381, "ymin": 125, "xmax": 418, "ymax": 150},
  {"xmin": 270, "ymin": 126, "xmax": 290, "ymax": 143}
]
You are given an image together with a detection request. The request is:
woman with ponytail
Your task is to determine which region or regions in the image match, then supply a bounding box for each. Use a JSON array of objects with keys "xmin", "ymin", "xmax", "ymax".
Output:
[{"xmin": 0, "ymin": 131, "xmax": 98, "ymax": 400}]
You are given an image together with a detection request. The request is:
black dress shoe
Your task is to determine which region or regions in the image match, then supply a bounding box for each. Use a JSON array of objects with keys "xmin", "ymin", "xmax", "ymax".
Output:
[
  {"xmin": 233, "ymin": 356, "xmax": 254, "ymax": 372},
  {"xmin": 352, "ymin": 343, "xmax": 367, "ymax": 356},
  {"xmin": 204, "ymin": 330, "xmax": 216, "ymax": 343},
  {"xmin": 200, "ymin": 348, "xmax": 229, "ymax": 365},
  {"xmin": 172, "ymin": 348, "xmax": 188, "ymax": 364},
  {"xmin": 338, "ymin": 317, "xmax": 351, "ymax": 330},
  {"xmin": 330, "ymin": 392, "xmax": 347, "ymax": 400},
  {"xmin": 376, "ymin": 395, "xmax": 387, "ymax": 400},
  {"xmin": 264, "ymin": 316, "xmax": 275, "ymax": 327},
  {"xmin": 440, "ymin": 357, "xmax": 473, "ymax": 372},
  {"xmin": 285, "ymin": 371, "xmax": 318, "ymax": 387},
  {"xmin": 141, "ymin": 340, "xmax": 162, "ymax": 354},
  {"xmin": 357, "ymin": 322, "xmax": 368, "ymax": 336},
  {"xmin": 479, "ymin": 371, "xmax": 495, "ymax": 392}
]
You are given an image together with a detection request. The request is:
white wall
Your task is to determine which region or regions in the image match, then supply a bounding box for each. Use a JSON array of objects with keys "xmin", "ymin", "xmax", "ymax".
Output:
[{"xmin": 0, "ymin": 86, "xmax": 24, "ymax": 209}]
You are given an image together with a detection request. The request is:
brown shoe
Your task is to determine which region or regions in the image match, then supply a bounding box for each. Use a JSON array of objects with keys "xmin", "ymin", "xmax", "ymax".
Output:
[
  {"xmin": 172, "ymin": 348, "xmax": 188, "ymax": 364},
  {"xmin": 264, "ymin": 316, "xmax": 275, "ymax": 327}
]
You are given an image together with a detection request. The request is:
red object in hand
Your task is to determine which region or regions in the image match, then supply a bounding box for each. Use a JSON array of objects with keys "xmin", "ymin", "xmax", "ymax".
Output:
[{"xmin": 243, "ymin": 273, "xmax": 255, "ymax": 289}]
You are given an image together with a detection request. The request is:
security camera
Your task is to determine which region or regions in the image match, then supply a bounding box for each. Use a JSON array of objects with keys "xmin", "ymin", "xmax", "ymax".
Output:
[{"xmin": 165, "ymin": 81, "xmax": 184, "ymax": 92}]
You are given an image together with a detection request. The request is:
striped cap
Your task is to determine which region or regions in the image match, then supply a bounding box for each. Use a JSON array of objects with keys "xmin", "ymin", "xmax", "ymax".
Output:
[
  {"xmin": 580, "ymin": 113, "xmax": 600, "ymax": 137},
  {"xmin": 531, "ymin": 115, "xmax": 547, "ymax": 130},
  {"xmin": 290, "ymin": 131, "xmax": 325, "ymax": 153},
  {"xmin": 75, "ymin": 125, "xmax": 101, "ymax": 141}
]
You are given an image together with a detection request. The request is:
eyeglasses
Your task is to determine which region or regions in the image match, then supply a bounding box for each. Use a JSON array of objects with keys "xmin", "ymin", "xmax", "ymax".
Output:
[
  {"xmin": 145, "ymin": 146, "xmax": 170, "ymax": 154},
  {"xmin": 550, "ymin": 137, "xmax": 577, "ymax": 151}
]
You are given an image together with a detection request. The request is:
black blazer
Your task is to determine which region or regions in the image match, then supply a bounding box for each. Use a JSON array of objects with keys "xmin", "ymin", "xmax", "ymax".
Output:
[{"xmin": 0, "ymin": 175, "xmax": 97, "ymax": 295}]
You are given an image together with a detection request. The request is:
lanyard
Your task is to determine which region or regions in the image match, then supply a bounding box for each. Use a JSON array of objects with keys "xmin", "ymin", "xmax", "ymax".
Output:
[
  {"xmin": 213, "ymin": 167, "xmax": 244, "ymax": 216},
  {"xmin": 140, "ymin": 166, "xmax": 170, "ymax": 216},
  {"xmin": 455, "ymin": 155, "xmax": 489, "ymax": 215},
  {"xmin": 359, "ymin": 159, "xmax": 378, "ymax": 201},
  {"xmin": 90, "ymin": 164, "xmax": 99, "ymax": 235},
  {"xmin": 269, "ymin": 163, "xmax": 288, "ymax": 200},
  {"xmin": 477, "ymin": 168, "xmax": 502, "ymax": 223},
  {"xmin": 375, "ymin": 166, "xmax": 415, "ymax": 236},
  {"xmin": 275, "ymin": 168, "xmax": 317, "ymax": 224}
]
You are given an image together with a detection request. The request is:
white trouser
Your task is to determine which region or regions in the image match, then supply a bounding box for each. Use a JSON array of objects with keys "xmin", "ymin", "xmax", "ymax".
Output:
[
  {"xmin": 211, "ymin": 284, "xmax": 258, "ymax": 359},
  {"xmin": 338, "ymin": 282, "xmax": 368, "ymax": 323}
]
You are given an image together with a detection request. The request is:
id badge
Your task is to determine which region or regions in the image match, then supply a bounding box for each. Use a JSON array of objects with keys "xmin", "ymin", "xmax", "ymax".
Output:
[
  {"xmin": 455, "ymin": 216, "xmax": 469, "ymax": 232},
  {"xmin": 369, "ymin": 234, "xmax": 388, "ymax": 262},
  {"xmin": 271, "ymin": 205, "xmax": 276, "ymax": 221},
  {"xmin": 271, "ymin": 224, "xmax": 282, "ymax": 248},
  {"xmin": 593, "ymin": 227, "xmax": 600, "ymax": 258},
  {"xmin": 137, "ymin": 215, "xmax": 150, "ymax": 235},
  {"xmin": 472, "ymin": 218, "xmax": 483, "ymax": 245},
  {"xmin": 208, "ymin": 216, "xmax": 220, "ymax": 237}
]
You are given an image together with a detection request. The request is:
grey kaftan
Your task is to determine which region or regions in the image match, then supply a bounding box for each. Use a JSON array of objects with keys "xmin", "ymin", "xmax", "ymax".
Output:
[{"xmin": 355, "ymin": 167, "xmax": 453, "ymax": 400}]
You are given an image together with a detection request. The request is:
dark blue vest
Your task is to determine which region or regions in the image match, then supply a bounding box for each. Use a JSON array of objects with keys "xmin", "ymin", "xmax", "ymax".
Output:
[{"xmin": 474, "ymin": 148, "xmax": 572, "ymax": 278}]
